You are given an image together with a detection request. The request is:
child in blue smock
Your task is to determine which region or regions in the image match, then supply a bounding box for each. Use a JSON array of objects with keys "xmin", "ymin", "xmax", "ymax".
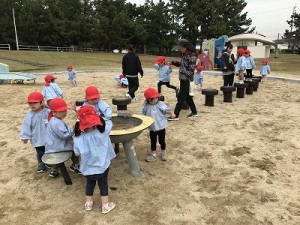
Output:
[
  {"xmin": 235, "ymin": 48, "xmax": 247, "ymax": 84},
  {"xmin": 260, "ymin": 59, "xmax": 271, "ymax": 82},
  {"xmin": 20, "ymin": 92, "xmax": 50, "ymax": 173},
  {"xmin": 154, "ymin": 56, "xmax": 178, "ymax": 94},
  {"xmin": 114, "ymin": 74, "xmax": 128, "ymax": 88},
  {"xmin": 245, "ymin": 49, "xmax": 256, "ymax": 81},
  {"xmin": 194, "ymin": 65, "xmax": 204, "ymax": 88},
  {"xmin": 42, "ymin": 74, "xmax": 63, "ymax": 105},
  {"xmin": 142, "ymin": 87, "xmax": 176, "ymax": 162},
  {"xmin": 74, "ymin": 105, "xmax": 116, "ymax": 213},
  {"xmin": 67, "ymin": 64, "xmax": 77, "ymax": 87},
  {"xmin": 45, "ymin": 98, "xmax": 80, "ymax": 178}
]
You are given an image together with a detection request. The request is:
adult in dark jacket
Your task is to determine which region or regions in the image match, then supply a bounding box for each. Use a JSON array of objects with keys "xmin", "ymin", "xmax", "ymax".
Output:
[
  {"xmin": 221, "ymin": 43, "xmax": 235, "ymax": 86},
  {"xmin": 122, "ymin": 44, "xmax": 144, "ymax": 100},
  {"xmin": 169, "ymin": 39, "xmax": 198, "ymax": 120}
]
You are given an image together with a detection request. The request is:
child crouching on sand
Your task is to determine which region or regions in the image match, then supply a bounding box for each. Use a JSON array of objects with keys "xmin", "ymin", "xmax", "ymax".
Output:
[
  {"xmin": 114, "ymin": 74, "xmax": 128, "ymax": 88},
  {"xmin": 142, "ymin": 87, "xmax": 176, "ymax": 162},
  {"xmin": 20, "ymin": 92, "xmax": 51, "ymax": 173},
  {"xmin": 45, "ymin": 98, "xmax": 80, "ymax": 178},
  {"xmin": 74, "ymin": 105, "xmax": 116, "ymax": 213},
  {"xmin": 260, "ymin": 60, "xmax": 271, "ymax": 83}
]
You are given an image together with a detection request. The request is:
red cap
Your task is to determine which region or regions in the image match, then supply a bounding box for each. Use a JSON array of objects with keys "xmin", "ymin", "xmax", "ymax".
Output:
[
  {"xmin": 262, "ymin": 59, "xmax": 269, "ymax": 64},
  {"xmin": 77, "ymin": 105, "xmax": 102, "ymax": 131},
  {"xmin": 196, "ymin": 65, "xmax": 203, "ymax": 73},
  {"xmin": 244, "ymin": 49, "xmax": 250, "ymax": 54},
  {"xmin": 144, "ymin": 87, "xmax": 160, "ymax": 99},
  {"xmin": 27, "ymin": 92, "xmax": 44, "ymax": 103},
  {"xmin": 44, "ymin": 74, "xmax": 56, "ymax": 86},
  {"xmin": 119, "ymin": 74, "xmax": 125, "ymax": 79},
  {"xmin": 156, "ymin": 56, "xmax": 166, "ymax": 64},
  {"xmin": 67, "ymin": 64, "xmax": 73, "ymax": 69},
  {"xmin": 237, "ymin": 48, "xmax": 245, "ymax": 56},
  {"xmin": 85, "ymin": 86, "xmax": 100, "ymax": 100},
  {"xmin": 49, "ymin": 98, "xmax": 68, "ymax": 112}
]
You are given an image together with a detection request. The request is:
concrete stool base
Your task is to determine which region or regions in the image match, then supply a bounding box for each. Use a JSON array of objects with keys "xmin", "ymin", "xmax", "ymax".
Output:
[
  {"xmin": 202, "ymin": 89, "xmax": 219, "ymax": 106},
  {"xmin": 245, "ymin": 81, "xmax": 256, "ymax": 95},
  {"xmin": 234, "ymin": 83, "xmax": 248, "ymax": 98}
]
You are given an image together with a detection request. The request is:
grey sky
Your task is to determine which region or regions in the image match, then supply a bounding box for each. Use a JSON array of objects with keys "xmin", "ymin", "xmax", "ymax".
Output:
[{"xmin": 127, "ymin": 0, "xmax": 300, "ymax": 40}]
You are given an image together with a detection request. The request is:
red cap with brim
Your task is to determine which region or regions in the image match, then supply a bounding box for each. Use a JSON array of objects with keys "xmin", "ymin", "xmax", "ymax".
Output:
[
  {"xmin": 49, "ymin": 98, "xmax": 68, "ymax": 112},
  {"xmin": 144, "ymin": 87, "xmax": 160, "ymax": 99},
  {"xmin": 85, "ymin": 86, "xmax": 100, "ymax": 100},
  {"xmin": 27, "ymin": 92, "xmax": 44, "ymax": 103},
  {"xmin": 77, "ymin": 105, "xmax": 102, "ymax": 131}
]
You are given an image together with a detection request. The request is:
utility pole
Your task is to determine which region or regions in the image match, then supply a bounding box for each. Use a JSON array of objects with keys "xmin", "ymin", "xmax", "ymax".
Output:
[{"xmin": 12, "ymin": 8, "xmax": 19, "ymax": 51}]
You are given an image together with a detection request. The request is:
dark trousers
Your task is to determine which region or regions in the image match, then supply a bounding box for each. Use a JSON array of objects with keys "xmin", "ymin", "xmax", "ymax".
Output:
[
  {"xmin": 157, "ymin": 81, "xmax": 177, "ymax": 93},
  {"xmin": 127, "ymin": 77, "xmax": 139, "ymax": 98},
  {"xmin": 174, "ymin": 80, "xmax": 197, "ymax": 117},
  {"xmin": 35, "ymin": 146, "xmax": 45, "ymax": 164},
  {"xmin": 246, "ymin": 69, "xmax": 253, "ymax": 79},
  {"xmin": 150, "ymin": 129, "xmax": 166, "ymax": 151},
  {"xmin": 223, "ymin": 73, "xmax": 235, "ymax": 86},
  {"xmin": 85, "ymin": 168, "xmax": 109, "ymax": 196}
]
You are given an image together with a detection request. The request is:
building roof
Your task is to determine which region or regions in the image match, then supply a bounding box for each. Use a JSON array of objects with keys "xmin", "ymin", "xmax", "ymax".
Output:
[{"xmin": 228, "ymin": 34, "xmax": 276, "ymax": 45}]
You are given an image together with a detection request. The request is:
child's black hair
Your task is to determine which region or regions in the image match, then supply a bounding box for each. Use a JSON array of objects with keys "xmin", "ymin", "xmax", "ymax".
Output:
[{"xmin": 74, "ymin": 116, "xmax": 106, "ymax": 137}]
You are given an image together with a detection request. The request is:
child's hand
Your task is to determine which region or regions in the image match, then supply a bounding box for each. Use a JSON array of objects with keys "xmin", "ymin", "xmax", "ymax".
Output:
[
  {"xmin": 169, "ymin": 112, "xmax": 176, "ymax": 119},
  {"xmin": 22, "ymin": 139, "xmax": 29, "ymax": 144}
]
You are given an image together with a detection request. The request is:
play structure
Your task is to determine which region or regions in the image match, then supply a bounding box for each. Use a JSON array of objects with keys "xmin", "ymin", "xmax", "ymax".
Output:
[{"xmin": 0, "ymin": 62, "xmax": 36, "ymax": 84}]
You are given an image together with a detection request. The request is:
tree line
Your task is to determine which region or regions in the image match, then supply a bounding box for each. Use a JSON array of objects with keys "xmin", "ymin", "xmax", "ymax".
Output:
[{"xmin": 0, "ymin": 0, "xmax": 253, "ymax": 54}]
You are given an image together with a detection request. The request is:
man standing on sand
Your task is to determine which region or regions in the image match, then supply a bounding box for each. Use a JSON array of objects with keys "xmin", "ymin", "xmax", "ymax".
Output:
[
  {"xmin": 122, "ymin": 44, "xmax": 144, "ymax": 101},
  {"xmin": 169, "ymin": 39, "xmax": 198, "ymax": 121}
]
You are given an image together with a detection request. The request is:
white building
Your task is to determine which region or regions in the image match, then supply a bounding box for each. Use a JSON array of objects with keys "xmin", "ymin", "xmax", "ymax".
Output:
[{"xmin": 228, "ymin": 34, "xmax": 278, "ymax": 58}]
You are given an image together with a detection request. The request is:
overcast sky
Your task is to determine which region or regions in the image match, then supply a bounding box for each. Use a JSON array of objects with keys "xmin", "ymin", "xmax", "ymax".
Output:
[{"xmin": 127, "ymin": 0, "xmax": 300, "ymax": 40}]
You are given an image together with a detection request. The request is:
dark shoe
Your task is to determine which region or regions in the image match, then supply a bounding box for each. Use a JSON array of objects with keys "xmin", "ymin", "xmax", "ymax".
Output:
[
  {"xmin": 37, "ymin": 163, "xmax": 46, "ymax": 173},
  {"xmin": 187, "ymin": 112, "xmax": 198, "ymax": 118},
  {"xmin": 70, "ymin": 165, "xmax": 82, "ymax": 175},
  {"xmin": 168, "ymin": 116, "xmax": 179, "ymax": 121},
  {"xmin": 49, "ymin": 169, "xmax": 59, "ymax": 178}
]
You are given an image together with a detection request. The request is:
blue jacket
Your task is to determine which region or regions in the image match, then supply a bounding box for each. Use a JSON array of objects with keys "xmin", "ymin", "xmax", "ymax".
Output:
[
  {"xmin": 67, "ymin": 70, "xmax": 76, "ymax": 80},
  {"xmin": 45, "ymin": 117, "xmax": 74, "ymax": 153},
  {"xmin": 235, "ymin": 56, "xmax": 247, "ymax": 71},
  {"xmin": 245, "ymin": 56, "xmax": 256, "ymax": 69},
  {"xmin": 260, "ymin": 65, "xmax": 271, "ymax": 75},
  {"xmin": 142, "ymin": 101, "xmax": 171, "ymax": 131},
  {"xmin": 154, "ymin": 64, "xmax": 172, "ymax": 82},
  {"xmin": 20, "ymin": 108, "xmax": 50, "ymax": 147},
  {"xmin": 74, "ymin": 128, "xmax": 116, "ymax": 176},
  {"xmin": 42, "ymin": 83, "xmax": 63, "ymax": 101}
]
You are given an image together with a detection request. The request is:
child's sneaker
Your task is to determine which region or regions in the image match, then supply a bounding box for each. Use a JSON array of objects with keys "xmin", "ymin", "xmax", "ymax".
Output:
[
  {"xmin": 70, "ymin": 165, "xmax": 82, "ymax": 175},
  {"xmin": 102, "ymin": 202, "xmax": 116, "ymax": 214},
  {"xmin": 84, "ymin": 202, "xmax": 93, "ymax": 211},
  {"xmin": 187, "ymin": 112, "xmax": 198, "ymax": 118},
  {"xmin": 161, "ymin": 151, "xmax": 167, "ymax": 161},
  {"xmin": 168, "ymin": 116, "xmax": 179, "ymax": 121},
  {"xmin": 145, "ymin": 155, "xmax": 157, "ymax": 162},
  {"xmin": 37, "ymin": 163, "xmax": 46, "ymax": 173},
  {"xmin": 49, "ymin": 169, "xmax": 59, "ymax": 178}
]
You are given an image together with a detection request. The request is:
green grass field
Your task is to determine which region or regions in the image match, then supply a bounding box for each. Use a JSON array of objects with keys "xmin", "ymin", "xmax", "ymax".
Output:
[{"xmin": 0, "ymin": 50, "xmax": 299, "ymax": 77}]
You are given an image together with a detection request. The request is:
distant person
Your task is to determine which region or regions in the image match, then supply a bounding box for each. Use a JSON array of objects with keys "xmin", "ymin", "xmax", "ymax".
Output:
[
  {"xmin": 154, "ymin": 56, "xmax": 178, "ymax": 94},
  {"xmin": 114, "ymin": 74, "xmax": 128, "ymax": 88},
  {"xmin": 122, "ymin": 44, "xmax": 144, "ymax": 101},
  {"xmin": 74, "ymin": 105, "xmax": 116, "ymax": 213},
  {"xmin": 169, "ymin": 39, "xmax": 198, "ymax": 120},
  {"xmin": 235, "ymin": 48, "xmax": 247, "ymax": 84},
  {"xmin": 20, "ymin": 92, "xmax": 50, "ymax": 173},
  {"xmin": 142, "ymin": 87, "xmax": 176, "ymax": 162},
  {"xmin": 67, "ymin": 64, "xmax": 77, "ymax": 87},
  {"xmin": 42, "ymin": 74, "xmax": 63, "ymax": 105},
  {"xmin": 45, "ymin": 98, "xmax": 80, "ymax": 178},
  {"xmin": 260, "ymin": 59, "xmax": 271, "ymax": 82},
  {"xmin": 245, "ymin": 50, "xmax": 256, "ymax": 81},
  {"xmin": 194, "ymin": 65, "xmax": 204, "ymax": 88},
  {"xmin": 221, "ymin": 43, "xmax": 235, "ymax": 86}
]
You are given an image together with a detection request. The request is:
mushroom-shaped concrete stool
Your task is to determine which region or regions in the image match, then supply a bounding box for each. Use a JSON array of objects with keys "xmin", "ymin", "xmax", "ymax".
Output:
[
  {"xmin": 252, "ymin": 78, "xmax": 260, "ymax": 91},
  {"xmin": 245, "ymin": 81, "xmax": 256, "ymax": 95},
  {"xmin": 220, "ymin": 86, "xmax": 236, "ymax": 103},
  {"xmin": 234, "ymin": 83, "xmax": 248, "ymax": 98},
  {"xmin": 202, "ymin": 89, "xmax": 219, "ymax": 106}
]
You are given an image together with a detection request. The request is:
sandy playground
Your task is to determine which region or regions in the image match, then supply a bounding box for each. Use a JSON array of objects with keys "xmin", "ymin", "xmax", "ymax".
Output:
[{"xmin": 0, "ymin": 71, "xmax": 299, "ymax": 225}]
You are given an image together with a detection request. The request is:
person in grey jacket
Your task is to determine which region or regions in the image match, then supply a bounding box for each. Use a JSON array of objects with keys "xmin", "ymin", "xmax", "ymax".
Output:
[{"xmin": 169, "ymin": 39, "xmax": 198, "ymax": 120}]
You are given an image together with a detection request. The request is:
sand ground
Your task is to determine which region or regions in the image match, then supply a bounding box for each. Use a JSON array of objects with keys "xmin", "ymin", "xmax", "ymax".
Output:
[{"xmin": 0, "ymin": 72, "xmax": 299, "ymax": 225}]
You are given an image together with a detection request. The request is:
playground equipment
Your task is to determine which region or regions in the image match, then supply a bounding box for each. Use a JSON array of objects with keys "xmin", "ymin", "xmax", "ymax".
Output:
[{"xmin": 0, "ymin": 62, "xmax": 36, "ymax": 84}]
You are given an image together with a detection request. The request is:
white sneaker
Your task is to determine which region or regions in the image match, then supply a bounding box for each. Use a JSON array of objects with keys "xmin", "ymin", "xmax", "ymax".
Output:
[
  {"xmin": 125, "ymin": 94, "xmax": 132, "ymax": 100},
  {"xmin": 84, "ymin": 202, "xmax": 93, "ymax": 211},
  {"xmin": 102, "ymin": 202, "xmax": 116, "ymax": 214}
]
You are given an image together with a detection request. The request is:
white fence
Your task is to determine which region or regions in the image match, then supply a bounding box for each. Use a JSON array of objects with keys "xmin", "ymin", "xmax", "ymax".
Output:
[
  {"xmin": 18, "ymin": 45, "xmax": 75, "ymax": 52},
  {"xmin": 0, "ymin": 44, "xmax": 11, "ymax": 50}
]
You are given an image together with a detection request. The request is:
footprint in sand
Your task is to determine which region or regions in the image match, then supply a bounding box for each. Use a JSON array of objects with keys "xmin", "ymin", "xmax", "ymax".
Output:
[{"xmin": 250, "ymin": 158, "xmax": 275, "ymax": 175}]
